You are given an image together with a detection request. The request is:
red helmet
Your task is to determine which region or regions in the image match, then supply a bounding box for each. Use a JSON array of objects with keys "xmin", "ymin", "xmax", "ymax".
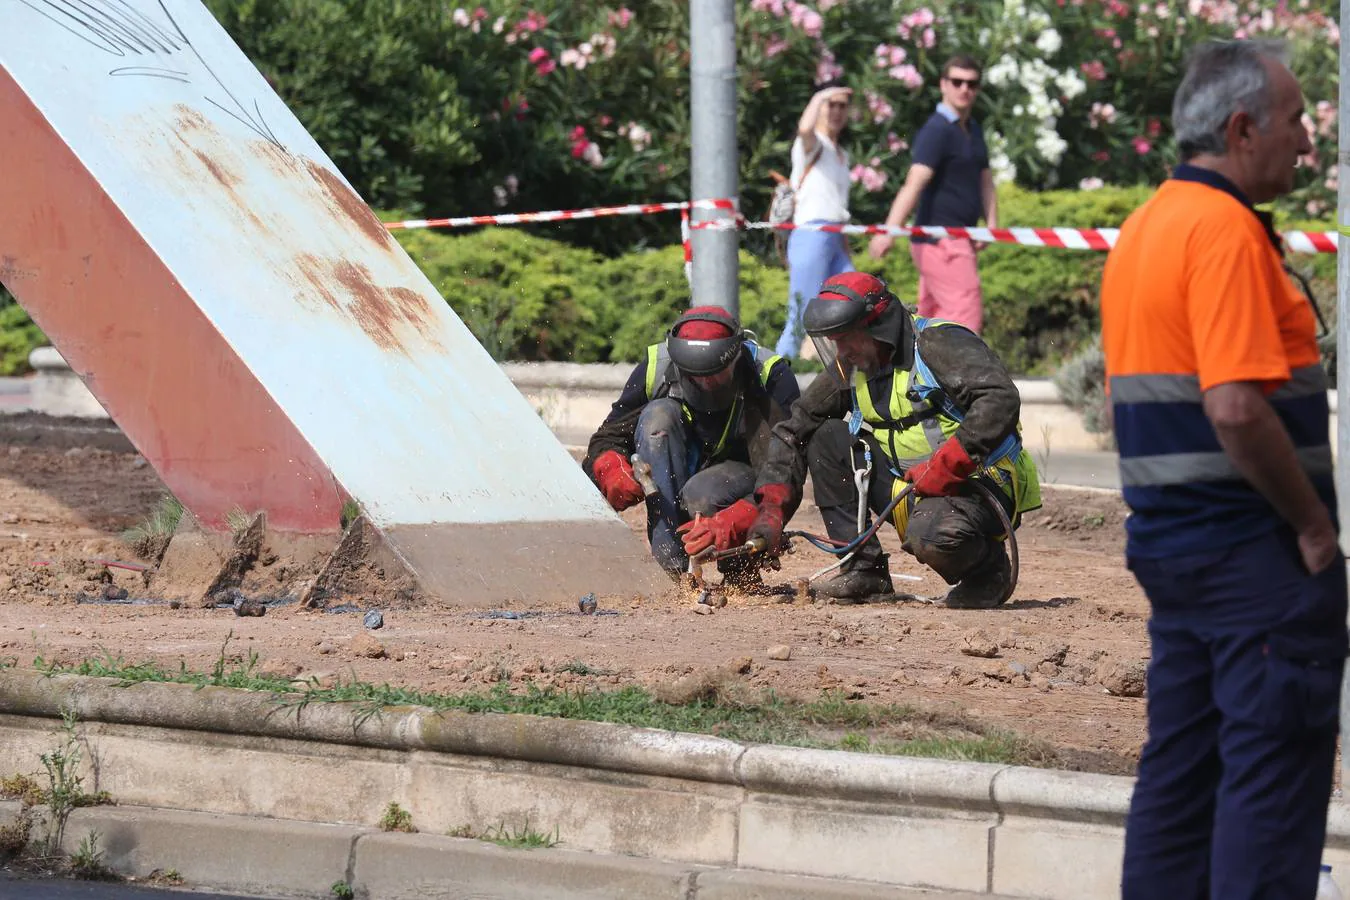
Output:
[
  {"xmin": 803, "ymin": 273, "xmax": 914, "ymax": 381},
  {"xmin": 667, "ymin": 306, "xmax": 744, "ymax": 376}
]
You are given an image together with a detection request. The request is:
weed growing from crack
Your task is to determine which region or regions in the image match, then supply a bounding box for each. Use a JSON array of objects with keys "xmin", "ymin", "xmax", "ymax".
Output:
[
  {"xmin": 481, "ymin": 819, "xmax": 560, "ymax": 850},
  {"xmin": 378, "ymin": 802, "xmax": 415, "ymax": 833},
  {"xmin": 69, "ymin": 831, "xmax": 117, "ymax": 880},
  {"xmin": 120, "ymin": 495, "xmax": 182, "ymax": 560},
  {"xmin": 330, "ymin": 880, "xmax": 355, "ymax": 899}
]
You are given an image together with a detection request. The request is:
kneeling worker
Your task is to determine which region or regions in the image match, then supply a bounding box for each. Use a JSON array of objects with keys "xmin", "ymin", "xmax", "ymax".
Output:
[
  {"xmin": 583, "ymin": 306, "xmax": 801, "ymax": 587},
  {"xmin": 746, "ymin": 273, "xmax": 1040, "ymax": 606}
]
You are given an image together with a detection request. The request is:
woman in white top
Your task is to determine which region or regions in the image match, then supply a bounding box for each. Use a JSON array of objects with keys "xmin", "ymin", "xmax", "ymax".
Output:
[{"xmin": 775, "ymin": 81, "xmax": 855, "ymax": 358}]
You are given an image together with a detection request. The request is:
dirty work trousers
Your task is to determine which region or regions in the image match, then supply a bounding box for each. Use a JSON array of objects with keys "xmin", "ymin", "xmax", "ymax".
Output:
[
  {"xmin": 807, "ymin": 419, "xmax": 1007, "ymax": 583},
  {"xmin": 1121, "ymin": 526, "xmax": 1348, "ymax": 900},
  {"xmin": 634, "ymin": 398, "xmax": 755, "ymax": 575}
]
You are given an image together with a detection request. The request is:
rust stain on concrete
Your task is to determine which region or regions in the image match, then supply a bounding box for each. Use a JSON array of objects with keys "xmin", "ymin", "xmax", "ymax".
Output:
[{"xmin": 305, "ymin": 160, "xmax": 396, "ymax": 253}]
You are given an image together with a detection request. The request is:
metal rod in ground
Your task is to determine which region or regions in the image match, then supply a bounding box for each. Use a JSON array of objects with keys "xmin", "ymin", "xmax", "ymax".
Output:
[
  {"xmin": 688, "ymin": 0, "xmax": 740, "ymax": 317},
  {"xmin": 1337, "ymin": 0, "xmax": 1350, "ymax": 787}
]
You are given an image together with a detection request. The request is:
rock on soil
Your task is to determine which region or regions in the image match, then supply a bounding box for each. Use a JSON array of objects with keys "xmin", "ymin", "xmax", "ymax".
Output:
[{"xmin": 961, "ymin": 629, "xmax": 1000, "ymax": 659}]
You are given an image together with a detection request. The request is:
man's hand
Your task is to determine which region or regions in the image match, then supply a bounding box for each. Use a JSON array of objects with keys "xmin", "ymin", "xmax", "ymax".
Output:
[
  {"xmin": 677, "ymin": 499, "xmax": 758, "ymax": 557},
  {"xmin": 591, "ymin": 450, "xmax": 644, "ymax": 512},
  {"xmin": 1298, "ymin": 517, "xmax": 1341, "ymax": 575},
  {"xmin": 868, "ymin": 234, "xmax": 895, "ymax": 259},
  {"xmin": 747, "ymin": 483, "xmax": 792, "ymax": 552},
  {"xmin": 905, "ymin": 438, "xmax": 978, "ymax": 497}
]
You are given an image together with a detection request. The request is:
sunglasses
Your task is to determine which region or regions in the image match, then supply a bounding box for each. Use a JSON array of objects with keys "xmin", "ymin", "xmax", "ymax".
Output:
[{"xmin": 946, "ymin": 77, "xmax": 981, "ymax": 89}]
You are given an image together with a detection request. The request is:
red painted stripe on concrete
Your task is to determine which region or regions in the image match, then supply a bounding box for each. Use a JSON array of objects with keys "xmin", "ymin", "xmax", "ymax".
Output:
[{"xmin": 0, "ymin": 69, "xmax": 342, "ymax": 533}]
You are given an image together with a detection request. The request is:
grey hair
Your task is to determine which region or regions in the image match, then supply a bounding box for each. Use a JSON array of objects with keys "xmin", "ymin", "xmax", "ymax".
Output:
[{"xmin": 1172, "ymin": 40, "xmax": 1289, "ymax": 161}]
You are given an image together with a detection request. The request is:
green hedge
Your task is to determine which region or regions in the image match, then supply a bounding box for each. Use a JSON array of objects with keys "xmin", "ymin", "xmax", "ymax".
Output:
[{"xmin": 0, "ymin": 287, "xmax": 43, "ymax": 376}]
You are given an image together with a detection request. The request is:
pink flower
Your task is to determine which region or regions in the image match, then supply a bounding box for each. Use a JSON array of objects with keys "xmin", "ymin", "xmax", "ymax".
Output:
[
  {"xmin": 1080, "ymin": 60, "xmax": 1107, "ymax": 81},
  {"xmin": 865, "ymin": 90, "xmax": 894, "ymax": 124},
  {"xmin": 559, "ymin": 48, "xmax": 584, "ymax": 68},
  {"xmin": 1088, "ymin": 102, "xmax": 1117, "ymax": 129},
  {"xmin": 921, "ymin": 27, "xmax": 936, "ymax": 48},
  {"xmin": 1132, "ymin": 137, "xmax": 1151, "ymax": 155},
  {"xmin": 1092, "ymin": 150, "xmax": 1110, "ymax": 162},
  {"xmin": 801, "ymin": 10, "xmax": 823, "ymax": 37},
  {"xmin": 571, "ymin": 141, "xmax": 587, "ymax": 159},
  {"xmin": 891, "ymin": 64, "xmax": 923, "ymax": 90},
  {"xmin": 570, "ymin": 125, "xmax": 587, "ymax": 141},
  {"xmin": 529, "ymin": 46, "xmax": 550, "ymax": 64},
  {"xmin": 1146, "ymin": 118, "xmax": 1162, "ymax": 138},
  {"xmin": 535, "ymin": 58, "xmax": 556, "ymax": 75},
  {"xmin": 816, "ymin": 50, "xmax": 844, "ymax": 83},
  {"xmin": 765, "ymin": 35, "xmax": 790, "ymax": 57},
  {"xmin": 598, "ymin": 114, "xmax": 613, "ymax": 127},
  {"xmin": 607, "ymin": 7, "xmax": 634, "ymax": 28},
  {"xmin": 887, "ymin": 132, "xmax": 908, "ymax": 152},
  {"xmin": 818, "ymin": 0, "xmax": 841, "ymax": 10},
  {"xmin": 849, "ymin": 164, "xmax": 888, "ymax": 192},
  {"xmin": 1316, "ymin": 99, "xmax": 1337, "ymax": 138}
]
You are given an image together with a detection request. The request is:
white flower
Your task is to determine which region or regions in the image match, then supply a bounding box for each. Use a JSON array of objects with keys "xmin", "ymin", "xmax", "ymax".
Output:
[
  {"xmin": 1079, "ymin": 177, "xmax": 1104, "ymax": 190},
  {"xmin": 1035, "ymin": 127, "xmax": 1068, "ymax": 164},
  {"xmin": 1035, "ymin": 29, "xmax": 1062, "ymax": 55},
  {"xmin": 1013, "ymin": 104, "xmax": 1025, "ymax": 116},
  {"xmin": 1027, "ymin": 10, "xmax": 1052, "ymax": 30},
  {"xmin": 1055, "ymin": 70, "xmax": 1086, "ymax": 100},
  {"xmin": 493, "ymin": 16, "xmax": 506, "ymax": 33},
  {"xmin": 493, "ymin": 185, "xmax": 509, "ymax": 206},
  {"xmin": 582, "ymin": 142, "xmax": 605, "ymax": 167},
  {"xmin": 452, "ymin": 7, "xmax": 470, "ymax": 27},
  {"xmin": 627, "ymin": 124, "xmax": 652, "ymax": 151},
  {"xmin": 986, "ymin": 55, "xmax": 1019, "ymax": 87}
]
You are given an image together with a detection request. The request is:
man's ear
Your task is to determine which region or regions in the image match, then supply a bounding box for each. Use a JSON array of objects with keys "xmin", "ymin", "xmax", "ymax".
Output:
[{"xmin": 1226, "ymin": 110, "xmax": 1255, "ymax": 149}]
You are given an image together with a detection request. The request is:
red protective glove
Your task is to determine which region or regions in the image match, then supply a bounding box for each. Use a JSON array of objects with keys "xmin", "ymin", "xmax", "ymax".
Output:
[
  {"xmin": 747, "ymin": 483, "xmax": 792, "ymax": 552},
  {"xmin": 677, "ymin": 499, "xmax": 759, "ymax": 557},
  {"xmin": 905, "ymin": 438, "xmax": 978, "ymax": 497},
  {"xmin": 592, "ymin": 450, "xmax": 645, "ymax": 511}
]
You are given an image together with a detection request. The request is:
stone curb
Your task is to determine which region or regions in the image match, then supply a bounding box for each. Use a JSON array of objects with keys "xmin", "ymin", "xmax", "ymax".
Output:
[
  {"xmin": 42, "ymin": 804, "xmax": 1013, "ymax": 900},
  {"xmin": 0, "ymin": 670, "xmax": 1121, "ymax": 813}
]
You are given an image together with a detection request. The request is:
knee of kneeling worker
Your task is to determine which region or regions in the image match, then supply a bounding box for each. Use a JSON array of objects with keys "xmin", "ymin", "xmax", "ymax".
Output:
[
  {"xmin": 637, "ymin": 398, "xmax": 685, "ymax": 438},
  {"xmin": 909, "ymin": 537, "xmax": 989, "ymax": 583}
]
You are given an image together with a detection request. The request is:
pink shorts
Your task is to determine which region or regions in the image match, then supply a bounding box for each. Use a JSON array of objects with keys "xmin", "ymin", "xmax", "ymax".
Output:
[{"xmin": 910, "ymin": 238, "xmax": 983, "ymax": 333}]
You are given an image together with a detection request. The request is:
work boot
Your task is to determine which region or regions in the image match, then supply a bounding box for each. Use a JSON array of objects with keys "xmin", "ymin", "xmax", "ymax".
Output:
[
  {"xmin": 812, "ymin": 556, "xmax": 895, "ymax": 605},
  {"xmin": 943, "ymin": 545, "xmax": 1012, "ymax": 609}
]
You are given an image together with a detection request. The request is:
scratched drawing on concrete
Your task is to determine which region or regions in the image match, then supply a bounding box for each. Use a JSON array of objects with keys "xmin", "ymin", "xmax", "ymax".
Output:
[
  {"xmin": 3, "ymin": 0, "xmax": 615, "ymax": 527},
  {"xmin": 21, "ymin": 0, "xmax": 282, "ymax": 147}
]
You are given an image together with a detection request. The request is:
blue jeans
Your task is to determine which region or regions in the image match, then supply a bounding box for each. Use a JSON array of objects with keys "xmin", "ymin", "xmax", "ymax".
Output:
[
  {"xmin": 777, "ymin": 221, "xmax": 854, "ymax": 358},
  {"xmin": 1121, "ymin": 527, "xmax": 1347, "ymax": 900},
  {"xmin": 635, "ymin": 398, "xmax": 757, "ymax": 574}
]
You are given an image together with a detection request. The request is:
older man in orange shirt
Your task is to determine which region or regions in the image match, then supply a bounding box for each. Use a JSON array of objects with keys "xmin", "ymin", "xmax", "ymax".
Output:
[{"xmin": 1101, "ymin": 40, "xmax": 1342, "ymax": 899}]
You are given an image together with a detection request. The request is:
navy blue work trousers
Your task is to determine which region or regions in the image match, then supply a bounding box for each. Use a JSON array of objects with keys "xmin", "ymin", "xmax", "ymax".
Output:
[
  {"xmin": 1121, "ymin": 526, "xmax": 1347, "ymax": 900},
  {"xmin": 634, "ymin": 398, "xmax": 755, "ymax": 575}
]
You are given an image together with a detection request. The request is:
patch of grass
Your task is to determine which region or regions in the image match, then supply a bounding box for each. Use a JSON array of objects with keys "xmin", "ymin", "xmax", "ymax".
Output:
[
  {"xmin": 340, "ymin": 500, "xmax": 362, "ymax": 530},
  {"xmin": 330, "ymin": 880, "xmax": 355, "ymax": 899},
  {"xmin": 0, "ymin": 808, "xmax": 34, "ymax": 861},
  {"xmin": 69, "ymin": 831, "xmax": 119, "ymax": 881},
  {"xmin": 225, "ymin": 507, "xmax": 255, "ymax": 539},
  {"xmin": 1, "ymin": 773, "xmax": 46, "ymax": 807},
  {"xmin": 447, "ymin": 824, "xmax": 477, "ymax": 838},
  {"xmin": 481, "ymin": 819, "xmax": 559, "ymax": 850},
  {"xmin": 28, "ymin": 656, "xmax": 1062, "ymax": 770},
  {"xmin": 554, "ymin": 660, "xmax": 613, "ymax": 677},
  {"xmin": 379, "ymin": 801, "xmax": 415, "ymax": 833},
  {"xmin": 146, "ymin": 869, "xmax": 184, "ymax": 887},
  {"xmin": 120, "ymin": 495, "xmax": 183, "ymax": 553}
]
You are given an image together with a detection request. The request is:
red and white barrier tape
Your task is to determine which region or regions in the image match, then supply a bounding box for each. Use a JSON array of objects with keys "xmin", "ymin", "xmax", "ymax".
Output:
[
  {"xmin": 680, "ymin": 207, "xmax": 693, "ymax": 283},
  {"xmin": 696, "ymin": 219, "xmax": 1339, "ymax": 254},
  {"xmin": 380, "ymin": 198, "xmax": 1337, "ymax": 254},
  {"xmin": 383, "ymin": 198, "xmax": 736, "ymax": 231}
]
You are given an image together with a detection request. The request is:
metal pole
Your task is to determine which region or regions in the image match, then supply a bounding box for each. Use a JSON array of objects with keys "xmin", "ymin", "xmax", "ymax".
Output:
[
  {"xmin": 1337, "ymin": 0, "xmax": 1350, "ymax": 790},
  {"xmin": 689, "ymin": 0, "xmax": 740, "ymax": 317}
]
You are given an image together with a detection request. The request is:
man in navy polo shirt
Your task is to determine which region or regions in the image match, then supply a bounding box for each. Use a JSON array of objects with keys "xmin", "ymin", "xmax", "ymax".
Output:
[{"xmin": 869, "ymin": 55, "xmax": 995, "ymax": 334}]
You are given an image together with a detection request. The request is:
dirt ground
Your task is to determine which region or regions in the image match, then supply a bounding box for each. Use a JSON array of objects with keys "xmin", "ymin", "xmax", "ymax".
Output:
[{"xmin": 0, "ymin": 444, "xmax": 1151, "ymax": 775}]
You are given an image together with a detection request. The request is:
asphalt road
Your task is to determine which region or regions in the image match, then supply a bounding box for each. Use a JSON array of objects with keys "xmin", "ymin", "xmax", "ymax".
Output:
[{"xmin": 0, "ymin": 875, "xmax": 279, "ymax": 899}]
